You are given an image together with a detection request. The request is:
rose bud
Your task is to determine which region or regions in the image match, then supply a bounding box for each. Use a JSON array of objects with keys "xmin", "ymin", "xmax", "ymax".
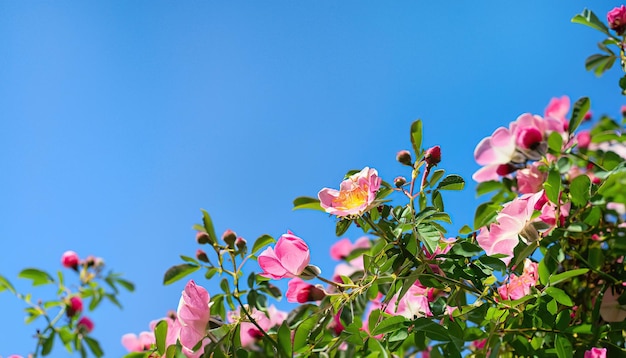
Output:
[
  {"xmin": 77, "ymin": 316, "xmax": 95, "ymax": 333},
  {"xmin": 196, "ymin": 231, "xmax": 210, "ymax": 244},
  {"xmin": 61, "ymin": 251, "xmax": 80, "ymax": 269},
  {"xmin": 235, "ymin": 237, "xmax": 247, "ymax": 251},
  {"xmin": 222, "ymin": 229, "xmax": 237, "ymax": 248},
  {"xmin": 394, "ymin": 176, "xmax": 407, "ymax": 187},
  {"xmin": 396, "ymin": 150, "xmax": 413, "ymax": 166},
  {"xmin": 608, "ymin": 5, "xmax": 626, "ymax": 35},
  {"xmin": 286, "ymin": 278, "xmax": 326, "ymax": 303},
  {"xmin": 424, "ymin": 145, "xmax": 441, "ymax": 167},
  {"xmin": 66, "ymin": 296, "xmax": 83, "ymax": 317},
  {"xmin": 196, "ymin": 249, "xmax": 210, "ymax": 263}
]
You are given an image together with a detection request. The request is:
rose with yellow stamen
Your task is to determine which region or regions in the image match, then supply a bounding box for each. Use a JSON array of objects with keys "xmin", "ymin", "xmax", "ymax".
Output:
[{"xmin": 318, "ymin": 167, "xmax": 381, "ymax": 217}]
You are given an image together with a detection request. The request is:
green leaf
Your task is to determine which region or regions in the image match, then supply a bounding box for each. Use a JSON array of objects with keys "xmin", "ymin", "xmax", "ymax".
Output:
[
  {"xmin": 432, "ymin": 190, "xmax": 444, "ymax": 211},
  {"xmin": 0, "ymin": 274, "xmax": 16, "ymax": 294},
  {"xmin": 555, "ymin": 335, "xmax": 573, "ymax": 358},
  {"xmin": 429, "ymin": 169, "xmax": 445, "ymax": 187},
  {"xmin": 292, "ymin": 196, "xmax": 324, "ymax": 211},
  {"xmin": 163, "ymin": 264, "xmax": 200, "ymax": 285},
  {"xmin": 417, "ymin": 223, "xmax": 440, "ymax": 254},
  {"xmin": 410, "ymin": 119, "xmax": 423, "ymax": 156},
  {"xmin": 571, "ymin": 9, "xmax": 611, "ymax": 36},
  {"xmin": 251, "ymin": 234, "xmax": 275, "ymax": 255},
  {"xmin": 543, "ymin": 168, "xmax": 561, "ymax": 204},
  {"xmin": 18, "ymin": 268, "xmax": 54, "ymax": 286},
  {"xmin": 547, "ymin": 131, "xmax": 563, "ymax": 154},
  {"xmin": 293, "ymin": 315, "xmax": 316, "ymax": 351},
  {"xmin": 336, "ymin": 219, "xmax": 352, "ymax": 237},
  {"xmin": 568, "ymin": 97, "xmax": 591, "ymax": 136},
  {"xmin": 201, "ymin": 209, "xmax": 218, "ymax": 246},
  {"xmin": 116, "ymin": 278, "xmax": 135, "ymax": 292},
  {"xmin": 371, "ymin": 315, "xmax": 406, "ymax": 336},
  {"xmin": 545, "ymin": 287, "xmax": 574, "ymax": 306},
  {"xmin": 437, "ymin": 175, "xmax": 465, "ymax": 191},
  {"xmin": 474, "ymin": 202, "xmax": 498, "ymax": 230},
  {"xmin": 548, "ymin": 268, "xmax": 589, "ymax": 286},
  {"xmin": 41, "ymin": 331, "xmax": 55, "ymax": 356},
  {"xmin": 476, "ymin": 180, "xmax": 503, "ymax": 197},
  {"xmin": 451, "ymin": 241, "xmax": 483, "ymax": 257},
  {"xmin": 277, "ymin": 322, "xmax": 292, "ymax": 358},
  {"xmin": 585, "ymin": 54, "xmax": 616, "ymax": 77},
  {"xmin": 155, "ymin": 320, "xmax": 168, "ymax": 355},
  {"xmin": 569, "ymin": 174, "xmax": 591, "ymax": 207},
  {"xmin": 84, "ymin": 337, "xmax": 104, "ymax": 357}
]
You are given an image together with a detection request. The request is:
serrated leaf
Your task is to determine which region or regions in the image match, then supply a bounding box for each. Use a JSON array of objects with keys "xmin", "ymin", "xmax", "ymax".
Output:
[
  {"xmin": 251, "ymin": 234, "xmax": 275, "ymax": 255},
  {"xmin": 437, "ymin": 175, "xmax": 465, "ymax": 191},
  {"xmin": 18, "ymin": 268, "xmax": 54, "ymax": 286},
  {"xmin": 548, "ymin": 269, "xmax": 589, "ymax": 286},
  {"xmin": 293, "ymin": 196, "xmax": 324, "ymax": 212},
  {"xmin": 545, "ymin": 287, "xmax": 573, "ymax": 306},
  {"xmin": 163, "ymin": 264, "xmax": 200, "ymax": 285},
  {"xmin": 569, "ymin": 97, "xmax": 591, "ymax": 136},
  {"xmin": 371, "ymin": 315, "xmax": 406, "ymax": 336},
  {"xmin": 410, "ymin": 119, "xmax": 423, "ymax": 156},
  {"xmin": 571, "ymin": 9, "xmax": 610, "ymax": 36},
  {"xmin": 570, "ymin": 174, "xmax": 591, "ymax": 207}
]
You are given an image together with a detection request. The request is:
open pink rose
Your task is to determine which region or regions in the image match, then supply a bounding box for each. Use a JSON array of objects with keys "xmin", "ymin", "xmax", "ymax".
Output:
[
  {"xmin": 584, "ymin": 347, "xmax": 607, "ymax": 358},
  {"xmin": 544, "ymin": 96, "xmax": 570, "ymax": 129},
  {"xmin": 318, "ymin": 167, "xmax": 381, "ymax": 217},
  {"xmin": 177, "ymin": 280, "xmax": 211, "ymax": 357},
  {"xmin": 228, "ymin": 305, "xmax": 287, "ymax": 348},
  {"xmin": 258, "ymin": 232, "xmax": 311, "ymax": 279},
  {"xmin": 516, "ymin": 162, "xmax": 547, "ymax": 194},
  {"xmin": 472, "ymin": 127, "xmax": 517, "ymax": 182},
  {"xmin": 497, "ymin": 259, "xmax": 538, "ymax": 300}
]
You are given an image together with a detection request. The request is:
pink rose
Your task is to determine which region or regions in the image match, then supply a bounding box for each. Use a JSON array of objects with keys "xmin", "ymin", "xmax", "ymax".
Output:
[
  {"xmin": 318, "ymin": 167, "xmax": 381, "ymax": 217},
  {"xmin": 286, "ymin": 278, "xmax": 326, "ymax": 303},
  {"xmin": 424, "ymin": 145, "xmax": 441, "ymax": 167},
  {"xmin": 544, "ymin": 96, "xmax": 570, "ymax": 126},
  {"xmin": 77, "ymin": 316, "xmax": 95, "ymax": 333},
  {"xmin": 584, "ymin": 347, "xmax": 607, "ymax": 358},
  {"xmin": 608, "ymin": 5, "xmax": 626, "ymax": 35},
  {"xmin": 498, "ymin": 260, "xmax": 538, "ymax": 300},
  {"xmin": 258, "ymin": 232, "xmax": 311, "ymax": 279},
  {"xmin": 577, "ymin": 130, "xmax": 591, "ymax": 149},
  {"xmin": 121, "ymin": 332, "xmax": 155, "ymax": 352},
  {"xmin": 228, "ymin": 305, "xmax": 286, "ymax": 348},
  {"xmin": 61, "ymin": 250, "xmax": 80, "ymax": 269},
  {"xmin": 177, "ymin": 280, "xmax": 211, "ymax": 357},
  {"xmin": 329, "ymin": 237, "xmax": 370, "ymax": 260},
  {"xmin": 473, "ymin": 127, "xmax": 517, "ymax": 182},
  {"xmin": 67, "ymin": 296, "xmax": 83, "ymax": 317},
  {"xmin": 516, "ymin": 163, "xmax": 547, "ymax": 194}
]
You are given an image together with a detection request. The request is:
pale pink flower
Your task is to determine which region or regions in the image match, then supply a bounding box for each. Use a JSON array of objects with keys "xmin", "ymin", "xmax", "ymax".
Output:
[
  {"xmin": 477, "ymin": 192, "xmax": 544, "ymax": 265},
  {"xmin": 497, "ymin": 260, "xmax": 538, "ymax": 300},
  {"xmin": 228, "ymin": 305, "xmax": 286, "ymax": 348},
  {"xmin": 330, "ymin": 236, "xmax": 370, "ymax": 260},
  {"xmin": 318, "ymin": 167, "xmax": 381, "ymax": 217},
  {"xmin": 177, "ymin": 280, "xmax": 211, "ymax": 357},
  {"xmin": 61, "ymin": 251, "xmax": 80, "ymax": 269},
  {"xmin": 473, "ymin": 127, "xmax": 517, "ymax": 182},
  {"xmin": 121, "ymin": 332, "xmax": 155, "ymax": 352},
  {"xmin": 607, "ymin": 202, "xmax": 626, "ymax": 216},
  {"xmin": 516, "ymin": 162, "xmax": 547, "ymax": 194},
  {"xmin": 608, "ymin": 5, "xmax": 626, "ymax": 34},
  {"xmin": 258, "ymin": 232, "xmax": 311, "ymax": 279},
  {"xmin": 384, "ymin": 282, "xmax": 432, "ymax": 319},
  {"xmin": 286, "ymin": 278, "xmax": 326, "ymax": 303},
  {"xmin": 544, "ymin": 96, "xmax": 570, "ymax": 127},
  {"xmin": 600, "ymin": 288, "xmax": 626, "ymax": 322},
  {"xmin": 149, "ymin": 313, "xmax": 181, "ymax": 349},
  {"xmin": 584, "ymin": 347, "xmax": 607, "ymax": 358}
]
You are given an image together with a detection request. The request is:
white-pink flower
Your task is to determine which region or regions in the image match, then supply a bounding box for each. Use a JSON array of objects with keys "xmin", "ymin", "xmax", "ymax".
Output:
[
  {"xmin": 177, "ymin": 280, "xmax": 211, "ymax": 358},
  {"xmin": 497, "ymin": 259, "xmax": 538, "ymax": 300},
  {"xmin": 258, "ymin": 232, "xmax": 311, "ymax": 279},
  {"xmin": 121, "ymin": 332, "xmax": 155, "ymax": 352},
  {"xmin": 329, "ymin": 236, "xmax": 370, "ymax": 260},
  {"xmin": 318, "ymin": 167, "xmax": 381, "ymax": 217},
  {"xmin": 472, "ymin": 127, "xmax": 517, "ymax": 182},
  {"xmin": 516, "ymin": 162, "xmax": 547, "ymax": 194},
  {"xmin": 584, "ymin": 347, "xmax": 607, "ymax": 358}
]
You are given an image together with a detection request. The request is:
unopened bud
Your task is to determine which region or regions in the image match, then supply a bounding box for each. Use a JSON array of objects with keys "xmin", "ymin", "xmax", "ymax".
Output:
[
  {"xmin": 61, "ymin": 251, "xmax": 80, "ymax": 270},
  {"xmin": 66, "ymin": 296, "xmax": 83, "ymax": 317},
  {"xmin": 196, "ymin": 249, "xmax": 210, "ymax": 263},
  {"xmin": 299, "ymin": 265, "xmax": 321, "ymax": 280},
  {"xmin": 77, "ymin": 316, "xmax": 94, "ymax": 333},
  {"xmin": 424, "ymin": 146, "xmax": 441, "ymax": 167},
  {"xmin": 622, "ymin": 105, "xmax": 626, "ymax": 117},
  {"xmin": 396, "ymin": 150, "xmax": 413, "ymax": 166},
  {"xmin": 196, "ymin": 232, "xmax": 210, "ymax": 244},
  {"xmin": 394, "ymin": 176, "xmax": 407, "ymax": 187},
  {"xmin": 222, "ymin": 229, "xmax": 237, "ymax": 247},
  {"xmin": 236, "ymin": 237, "xmax": 247, "ymax": 251}
]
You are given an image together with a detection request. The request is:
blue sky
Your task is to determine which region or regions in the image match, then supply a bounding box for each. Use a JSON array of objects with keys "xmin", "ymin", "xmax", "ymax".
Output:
[{"xmin": 0, "ymin": 1, "xmax": 623, "ymax": 356}]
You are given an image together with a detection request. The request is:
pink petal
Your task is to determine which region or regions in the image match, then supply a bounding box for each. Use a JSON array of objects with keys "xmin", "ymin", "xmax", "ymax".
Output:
[{"xmin": 258, "ymin": 247, "xmax": 290, "ymax": 279}]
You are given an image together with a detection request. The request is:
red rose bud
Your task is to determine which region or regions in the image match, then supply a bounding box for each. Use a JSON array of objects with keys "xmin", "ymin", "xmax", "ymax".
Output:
[
  {"xmin": 222, "ymin": 229, "xmax": 237, "ymax": 247},
  {"xmin": 496, "ymin": 164, "xmax": 516, "ymax": 176},
  {"xmin": 583, "ymin": 111, "xmax": 592, "ymax": 121},
  {"xmin": 394, "ymin": 176, "xmax": 407, "ymax": 187},
  {"xmin": 396, "ymin": 150, "xmax": 413, "ymax": 166},
  {"xmin": 235, "ymin": 237, "xmax": 247, "ymax": 251},
  {"xmin": 196, "ymin": 249, "xmax": 210, "ymax": 263},
  {"xmin": 196, "ymin": 231, "xmax": 210, "ymax": 244},
  {"xmin": 66, "ymin": 296, "xmax": 83, "ymax": 317},
  {"xmin": 608, "ymin": 5, "xmax": 626, "ymax": 35},
  {"xmin": 77, "ymin": 316, "xmax": 94, "ymax": 333},
  {"xmin": 61, "ymin": 251, "xmax": 80, "ymax": 269},
  {"xmin": 424, "ymin": 146, "xmax": 441, "ymax": 167}
]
